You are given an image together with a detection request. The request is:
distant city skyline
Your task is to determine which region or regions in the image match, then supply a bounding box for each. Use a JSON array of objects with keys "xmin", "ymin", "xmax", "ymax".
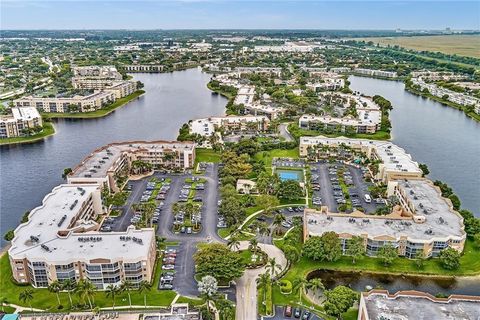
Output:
[{"xmin": 1, "ymin": 1, "xmax": 479, "ymax": 30}]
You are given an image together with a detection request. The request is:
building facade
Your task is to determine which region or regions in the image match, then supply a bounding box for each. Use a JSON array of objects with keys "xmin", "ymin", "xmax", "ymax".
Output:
[{"xmin": 0, "ymin": 107, "xmax": 42, "ymax": 138}]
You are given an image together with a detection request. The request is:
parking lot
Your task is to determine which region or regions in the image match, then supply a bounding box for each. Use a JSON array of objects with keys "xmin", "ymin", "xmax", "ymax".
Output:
[
  {"xmin": 268, "ymin": 306, "xmax": 323, "ymax": 320},
  {"xmin": 310, "ymin": 161, "xmax": 385, "ymax": 214}
]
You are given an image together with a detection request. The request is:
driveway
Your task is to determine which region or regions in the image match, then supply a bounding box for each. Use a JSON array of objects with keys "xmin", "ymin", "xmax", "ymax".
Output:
[
  {"xmin": 235, "ymin": 241, "xmax": 288, "ymax": 320},
  {"xmin": 278, "ymin": 123, "xmax": 294, "ymax": 142}
]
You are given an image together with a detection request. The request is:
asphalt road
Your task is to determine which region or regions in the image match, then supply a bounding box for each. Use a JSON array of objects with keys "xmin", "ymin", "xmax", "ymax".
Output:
[{"xmin": 278, "ymin": 123, "xmax": 294, "ymax": 142}]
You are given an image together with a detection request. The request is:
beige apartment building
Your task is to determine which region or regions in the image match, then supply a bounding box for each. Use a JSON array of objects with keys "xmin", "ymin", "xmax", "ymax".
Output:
[
  {"xmin": 299, "ymin": 136, "xmax": 423, "ymax": 183},
  {"xmin": 68, "ymin": 140, "xmax": 196, "ymax": 192},
  {"xmin": 8, "ymin": 184, "xmax": 156, "ymax": 289},
  {"xmin": 72, "ymin": 65, "xmax": 122, "ymax": 80},
  {"xmin": 0, "ymin": 107, "xmax": 42, "ymax": 138},
  {"xmin": 123, "ymin": 64, "xmax": 164, "ymax": 73},
  {"xmin": 303, "ymin": 179, "xmax": 466, "ymax": 258},
  {"xmin": 14, "ymin": 91, "xmax": 116, "ymax": 113}
]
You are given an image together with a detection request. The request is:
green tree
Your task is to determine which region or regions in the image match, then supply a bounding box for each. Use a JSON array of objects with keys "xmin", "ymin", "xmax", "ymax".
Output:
[
  {"xmin": 303, "ymin": 232, "xmax": 342, "ymax": 262},
  {"xmin": 48, "ymin": 280, "xmax": 62, "ymax": 305},
  {"xmin": 419, "ymin": 163, "xmax": 430, "ymax": 177},
  {"xmin": 75, "ymin": 279, "xmax": 96, "ymax": 310},
  {"xmin": 138, "ymin": 280, "xmax": 152, "ymax": 309},
  {"xmin": 257, "ymin": 272, "xmax": 271, "ymax": 304},
  {"xmin": 120, "ymin": 281, "xmax": 134, "ymax": 309},
  {"xmin": 377, "ymin": 243, "xmax": 398, "ymax": 266},
  {"xmin": 439, "ymin": 248, "xmax": 461, "ymax": 270},
  {"xmin": 19, "ymin": 288, "xmax": 34, "ymax": 312},
  {"xmin": 474, "ymin": 233, "xmax": 480, "ymax": 248},
  {"xmin": 346, "ymin": 236, "xmax": 365, "ymax": 264},
  {"xmin": 194, "ymin": 243, "xmax": 245, "ymax": 283},
  {"xmin": 414, "ymin": 250, "xmax": 427, "ymax": 269},
  {"xmin": 306, "ymin": 278, "xmax": 325, "ymax": 298},
  {"xmin": 277, "ymin": 180, "xmax": 303, "ymax": 200},
  {"xmin": 266, "ymin": 257, "xmax": 282, "ymax": 279},
  {"xmin": 256, "ymin": 172, "xmax": 280, "ymax": 195},
  {"xmin": 62, "ymin": 279, "xmax": 75, "ymax": 307},
  {"xmin": 292, "ymin": 276, "xmax": 308, "ymax": 305},
  {"xmin": 227, "ymin": 234, "xmax": 241, "ymax": 251},
  {"xmin": 105, "ymin": 284, "xmax": 119, "ymax": 310},
  {"xmin": 323, "ymin": 286, "xmax": 358, "ymax": 318},
  {"xmin": 283, "ymin": 244, "xmax": 300, "ymax": 263},
  {"xmin": 272, "ymin": 213, "xmax": 286, "ymax": 236},
  {"xmin": 198, "ymin": 275, "xmax": 218, "ymax": 314},
  {"xmin": 255, "ymin": 194, "xmax": 280, "ymax": 216}
]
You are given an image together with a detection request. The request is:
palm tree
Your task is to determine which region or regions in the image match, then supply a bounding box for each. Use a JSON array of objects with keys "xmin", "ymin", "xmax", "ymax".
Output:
[
  {"xmin": 105, "ymin": 284, "xmax": 119, "ymax": 310},
  {"xmin": 48, "ymin": 280, "xmax": 62, "ymax": 305},
  {"xmin": 120, "ymin": 281, "xmax": 134, "ymax": 309},
  {"xmin": 140, "ymin": 202, "xmax": 156, "ymax": 227},
  {"xmin": 227, "ymin": 235, "xmax": 241, "ymax": 251},
  {"xmin": 75, "ymin": 279, "xmax": 96, "ymax": 310},
  {"xmin": 266, "ymin": 257, "xmax": 281, "ymax": 280},
  {"xmin": 62, "ymin": 279, "xmax": 75, "ymax": 307},
  {"xmin": 137, "ymin": 281, "xmax": 152, "ymax": 309},
  {"xmin": 256, "ymin": 272, "xmax": 270, "ymax": 304},
  {"xmin": 272, "ymin": 213, "xmax": 286, "ymax": 236},
  {"xmin": 292, "ymin": 277, "xmax": 308, "ymax": 306},
  {"xmin": 249, "ymin": 238, "xmax": 258, "ymax": 256},
  {"xmin": 19, "ymin": 288, "xmax": 34, "ymax": 312},
  {"xmin": 256, "ymin": 222, "xmax": 270, "ymax": 238},
  {"xmin": 306, "ymin": 278, "xmax": 325, "ymax": 299}
]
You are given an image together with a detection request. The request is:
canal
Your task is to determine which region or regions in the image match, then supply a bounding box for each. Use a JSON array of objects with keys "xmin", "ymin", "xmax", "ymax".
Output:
[
  {"xmin": 0, "ymin": 68, "xmax": 227, "ymax": 246},
  {"xmin": 308, "ymin": 269, "xmax": 480, "ymax": 296},
  {"xmin": 349, "ymin": 76, "xmax": 480, "ymax": 216}
]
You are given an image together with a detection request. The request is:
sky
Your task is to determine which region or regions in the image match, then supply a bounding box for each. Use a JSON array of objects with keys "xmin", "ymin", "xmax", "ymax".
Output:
[{"xmin": 1, "ymin": 1, "xmax": 479, "ymax": 30}]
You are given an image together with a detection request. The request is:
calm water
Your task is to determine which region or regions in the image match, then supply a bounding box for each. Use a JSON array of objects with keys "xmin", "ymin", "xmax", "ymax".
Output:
[
  {"xmin": 308, "ymin": 269, "xmax": 480, "ymax": 296},
  {"xmin": 0, "ymin": 68, "xmax": 227, "ymax": 246},
  {"xmin": 349, "ymin": 76, "xmax": 480, "ymax": 216}
]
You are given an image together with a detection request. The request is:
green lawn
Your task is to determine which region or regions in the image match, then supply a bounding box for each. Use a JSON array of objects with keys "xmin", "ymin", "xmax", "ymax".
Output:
[
  {"xmin": 195, "ymin": 148, "xmax": 222, "ymax": 166},
  {"xmin": 342, "ymin": 308, "xmax": 359, "ymax": 320},
  {"xmin": 0, "ymin": 253, "xmax": 177, "ymax": 312},
  {"xmin": 254, "ymin": 148, "xmax": 300, "ymax": 171},
  {"xmin": 0, "ymin": 122, "xmax": 55, "ymax": 145},
  {"xmin": 42, "ymin": 90, "xmax": 145, "ymax": 119}
]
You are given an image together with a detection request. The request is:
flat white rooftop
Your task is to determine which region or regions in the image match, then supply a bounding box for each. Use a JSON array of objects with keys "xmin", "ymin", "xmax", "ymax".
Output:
[
  {"xmin": 70, "ymin": 141, "xmax": 195, "ymax": 179},
  {"xmin": 300, "ymin": 136, "xmax": 422, "ymax": 175},
  {"xmin": 9, "ymin": 184, "xmax": 154, "ymax": 264},
  {"xmin": 363, "ymin": 290, "xmax": 480, "ymax": 320}
]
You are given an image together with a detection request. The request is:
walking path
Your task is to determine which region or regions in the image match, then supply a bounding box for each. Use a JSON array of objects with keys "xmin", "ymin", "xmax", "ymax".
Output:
[{"xmin": 234, "ymin": 241, "xmax": 287, "ymax": 320}]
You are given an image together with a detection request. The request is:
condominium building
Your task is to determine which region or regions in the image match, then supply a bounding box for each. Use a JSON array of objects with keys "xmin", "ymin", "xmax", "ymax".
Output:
[
  {"xmin": 8, "ymin": 184, "xmax": 156, "ymax": 289},
  {"xmin": 299, "ymin": 136, "xmax": 423, "ymax": 182},
  {"xmin": 189, "ymin": 115, "xmax": 270, "ymax": 137},
  {"xmin": 354, "ymin": 68, "xmax": 398, "ymax": 78},
  {"xmin": 104, "ymin": 81, "xmax": 137, "ymax": 99},
  {"xmin": 303, "ymin": 178, "xmax": 465, "ymax": 258},
  {"xmin": 72, "ymin": 66, "xmax": 122, "ymax": 80},
  {"xmin": 410, "ymin": 70, "xmax": 468, "ymax": 81},
  {"xmin": 358, "ymin": 290, "xmax": 480, "ymax": 320},
  {"xmin": 68, "ymin": 141, "xmax": 196, "ymax": 192},
  {"xmin": 72, "ymin": 79, "xmax": 137, "ymax": 98},
  {"xmin": 123, "ymin": 64, "xmax": 164, "ymax": 73},
  {"xmin": 242, "ymin": 103, "xmax": 286, "ymax": 120},
  {"xmin": 234, "ymin": 86, "xmax": 256, "ymax": 106},
  {"xmin": 14, "ymin": 91, "xmax": 117, "ymax": 113},
  {"xmin": 306, "ymin": 78, "xmax": 345, "ymax": 91},
  {"xmin": 299, "ymin": 110, "xmax": 381, "ymax": 134},
  {"xmin": 0, "ymin": 107, "xmax": 42, "ymax": 138},
  {"xmin": 235, "ymin": 67, "xmax": 282, "ymax": 76}
]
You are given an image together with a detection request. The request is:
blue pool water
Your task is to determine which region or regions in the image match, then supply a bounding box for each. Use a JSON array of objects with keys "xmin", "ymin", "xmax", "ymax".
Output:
[{"xmin": 277, "ymin": 170, "xmax": 302, "ymax": 181}]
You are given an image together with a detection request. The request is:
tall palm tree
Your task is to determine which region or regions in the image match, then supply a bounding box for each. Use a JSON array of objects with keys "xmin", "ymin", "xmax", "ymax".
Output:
[
  {"xmin": 140, "ymin": 202, "xmax": 156, "ymax": 227},
  {"xmin": 256, "ymin": 222, "xmax": 270, "ymax": 238},
  {"xmin": 249, "ymin": 238, "xmax": 258, "ymax": 256},
  {"xmin": 265, "ymin": 257, "xmax": 281, "ymax": 280},
  {"xmin": 75, "ymin": 279, "xmax": 96, "ymax": 310},
  {"xmin": 256, "ymin": 272, "xmax": 270, "ymax": 304},
  {"xmin": 306, "ymin": 278, "xmax": 325, "ymax": 299},
  {"xmin": 19, "ymin": 288, "xmax": 34, "ymax": 312},
  {"xmin": 120, "ymin": 281, "xmax": 134, "ymax": 309},
  {"xmin": 48, "ymin": 280, "xmax": 62, "ymax": 305},
  {"xmin": 62, "ymin": 279, "xmax": 75, "ymax": 307},
  {"xmin": 227, "ymin": 235, "xmax": 240, "ymax": 251},
  {"xmin": 105, "ymin": 284, "xmax": 119, "ymax": 310},
  {"xmin": 137, "ymin": 281, "xmax": 152, "ymax": 309},
  {"xmin": 292, "ymin": 277, "xmax": 308, "ymax": 306},
  {"xmin": 272, "ymin": 213, "xmax": 286, "ymax": 236}
]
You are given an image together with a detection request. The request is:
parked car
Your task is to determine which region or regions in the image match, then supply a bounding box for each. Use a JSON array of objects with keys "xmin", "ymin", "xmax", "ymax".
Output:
[
  {"xmin": 284, "ymin": 305, "xmax": 292, "ymax": 317},
  {"xmin": 294, "ymin": 308, "xmax": 301, "ymax": 318},
  {"xmin": 302, "ymin": 311, "xmax": 311, "ymax": 319},
  {"xmin": 162, "ymin": 264, "xmax": 175, "ymax": 270}
]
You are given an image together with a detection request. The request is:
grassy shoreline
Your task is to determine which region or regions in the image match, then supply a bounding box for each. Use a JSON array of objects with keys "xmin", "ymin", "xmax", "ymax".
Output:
[
  {"xmin": 0, "ymin": 122, "xmax": 55, "ymax": 146},
  {"xmin": 42, "ymin": 90, "xmax": 145, "ymax": 120}
]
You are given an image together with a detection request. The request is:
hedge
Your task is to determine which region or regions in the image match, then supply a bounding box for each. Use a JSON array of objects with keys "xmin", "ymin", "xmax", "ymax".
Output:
[
  {"xmin": 265, "ymin": 281, "xmax": 273, "ymax": 315},
  {"xmin": 279, "ymin": 279, "xmax": 292, "ymax": 294}
]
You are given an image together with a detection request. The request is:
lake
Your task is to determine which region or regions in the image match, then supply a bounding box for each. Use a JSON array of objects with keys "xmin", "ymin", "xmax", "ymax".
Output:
[
  {"xmin": 349, "ymin": 76, "xmax": 480, "ymax": 216},
  {"xmin": 0, "ymin": 68, "xmax": 227, "ymax": 246}
]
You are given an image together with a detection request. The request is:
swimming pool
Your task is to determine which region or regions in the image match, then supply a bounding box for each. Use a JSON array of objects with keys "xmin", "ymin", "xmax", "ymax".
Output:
[{"xmin": 277, "ymin": 169, "xmax": 303, "ymax": 182}]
